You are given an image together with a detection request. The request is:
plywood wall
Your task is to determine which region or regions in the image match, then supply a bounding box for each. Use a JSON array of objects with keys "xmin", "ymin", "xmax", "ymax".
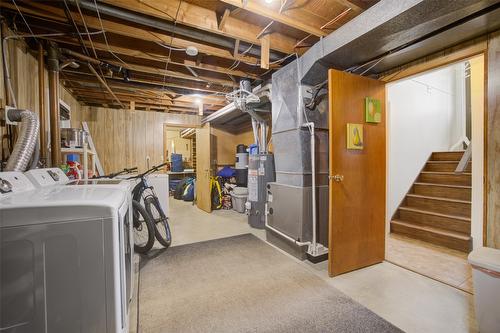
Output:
[
  {"xmin": 0, "ymin": 36, "xmax": 82, "ymax": 163},
  {"xmin": 71, "ymin": 107, "xmax": 200, "ymax": 173},
  {"xmin": 211, "ymin": 127, "xmax": 255, "ymax": 166}
]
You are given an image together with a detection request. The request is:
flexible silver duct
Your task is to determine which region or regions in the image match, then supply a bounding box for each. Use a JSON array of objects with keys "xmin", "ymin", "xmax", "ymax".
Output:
[{"xmin": 5, "ymin": 109, "xmax": 40, "ymax": 171}]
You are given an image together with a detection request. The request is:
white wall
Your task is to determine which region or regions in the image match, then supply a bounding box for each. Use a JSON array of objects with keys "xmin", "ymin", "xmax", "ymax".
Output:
[{"xmin": 387, "ymin": 64, "xmax": 465, "ymax": 220}]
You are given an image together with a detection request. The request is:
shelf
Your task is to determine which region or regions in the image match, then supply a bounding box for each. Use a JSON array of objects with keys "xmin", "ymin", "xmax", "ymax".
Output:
[{"xmin": 61, "ymin": 147, "xmax": 96, "ymax": 155}]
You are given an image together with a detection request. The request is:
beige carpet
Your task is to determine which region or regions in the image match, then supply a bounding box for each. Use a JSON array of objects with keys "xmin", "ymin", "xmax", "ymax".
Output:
[{"xmin": 138, "ymin": 234, "xmax": 402, "ymax": 333}]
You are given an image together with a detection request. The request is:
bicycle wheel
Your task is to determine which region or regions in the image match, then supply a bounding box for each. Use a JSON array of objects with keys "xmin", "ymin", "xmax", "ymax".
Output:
[
  {"xmin": 132, "ymin": 200, "xmax": 155, "ymax": 254},
  {"xmin": 144, "ymin": 196, "xmax": 172, "ymax": 248}
]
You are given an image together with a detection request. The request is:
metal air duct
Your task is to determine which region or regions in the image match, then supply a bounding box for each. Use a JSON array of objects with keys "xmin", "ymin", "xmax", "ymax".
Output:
[{"xmin": 5, "ymin": 109, "xmax": 40, "ymax": 172}]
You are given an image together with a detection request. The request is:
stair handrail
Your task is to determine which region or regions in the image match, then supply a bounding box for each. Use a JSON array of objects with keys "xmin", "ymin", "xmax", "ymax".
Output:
[{"xmin": 455, "ymin": 144, "xmax": 471, "ymax": 173}]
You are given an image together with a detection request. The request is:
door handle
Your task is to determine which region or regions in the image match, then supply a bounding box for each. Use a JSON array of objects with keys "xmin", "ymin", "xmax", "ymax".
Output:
[{"xmin": 330, "ymin": 174, "xmax": 344, "ymax": 182}]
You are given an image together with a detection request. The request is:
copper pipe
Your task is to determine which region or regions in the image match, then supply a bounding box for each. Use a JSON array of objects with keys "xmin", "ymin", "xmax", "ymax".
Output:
[
  {"xmin": 61, "ymin": 48, "xmax": 101, "ymax": 66},
  {"xmin": 47, "ymin": 43, "xmax": 61, "ymax": 166},
  {"xmin": 38, "ymin": 43, "xmax": 48, "ymax": 164}
]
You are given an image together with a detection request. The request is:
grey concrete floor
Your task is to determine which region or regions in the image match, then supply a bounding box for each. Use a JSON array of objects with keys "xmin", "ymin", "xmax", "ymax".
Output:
[{"xmin": 131, "ymin": 198, "xmax": 477, "ymax": 333}]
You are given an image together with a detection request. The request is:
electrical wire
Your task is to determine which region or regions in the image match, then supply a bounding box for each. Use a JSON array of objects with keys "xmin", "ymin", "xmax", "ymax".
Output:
[
  {"xmin": 92, "ymin": 0, "xmax": 128, "ymax": 66},
  {"xmin": 64, "ymin": 0, "xmax": 123, "ymax": 107},
  {"xmin": 75, "ymin": 0, "xmax": 98, "ymax": 59},
  {"xmin": 359, "ymin": 55, "xmax": 386, "ymax": 75},
  {"xmin": 3, "ymin": 0, "xmax": 43, "ymax": 108},
  {"xmin": 161, "ymin": 1, "xmax": 182, "ymax": 91},
  {"xmin": 12, "ymin": 0, "xmax": 37, "ymax": 43},
  {"xmin": 62, "ymin": 0, "xmax": 90, "ymax": 56},
  {"xmin": 270, "ymin": 52, "xmax": 297, "ymax": 65},
  {"xmin": 4, "ymin": 30, "xmax": 105, "ymax": 40},
  {"xmin": 155, "ymin": 41, "xmax": 186, "ymax": 51}
]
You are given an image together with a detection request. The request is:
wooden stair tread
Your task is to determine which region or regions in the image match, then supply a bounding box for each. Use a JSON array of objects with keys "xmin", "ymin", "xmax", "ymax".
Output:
[
  {"xmin": 413, "ymin": 182, "xmax": 471, "ymax": 189},
  {"xmin": 398, "ymin": 206, "xmax": 471, "ymax": 222},
  {"xmin": 432, "ymin": 151, "xmax": 465, "ymax": 154},
  {"xmin": 406, "ymin": 193, "xmax": 471, "ymax": 204},
  {"xmin": 427, "ymin": 160, "xmax": 471, "ymax": 164},
  {"xmin": 420, "ymin": 171, "xmax": 471, "ymax": 176},
  {"xmin": 391, "ymin": 220, "xmax": 471, "ymax": 240}
]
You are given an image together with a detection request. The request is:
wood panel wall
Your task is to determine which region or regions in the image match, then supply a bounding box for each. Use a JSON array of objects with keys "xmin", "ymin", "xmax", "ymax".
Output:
[
  {"xmin": 71, "ymin": 106, "xmax": 200, "ymax": 173},
  {"xmin": 487, "ymin": 30, "xmax": 500, "ymax": 248},
  {"xmin": 0, "ymin": 36, "xmax": 81, "ymax": 163},
  {"xmin": 0, "ymin": 30, "xmax": 201, "ymax": 174}
]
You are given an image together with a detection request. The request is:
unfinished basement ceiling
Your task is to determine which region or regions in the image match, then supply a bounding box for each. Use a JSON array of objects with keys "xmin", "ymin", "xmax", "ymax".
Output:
[{"xmin": 0, "ymin": 0, "xmax": 378, "ymax": 115}]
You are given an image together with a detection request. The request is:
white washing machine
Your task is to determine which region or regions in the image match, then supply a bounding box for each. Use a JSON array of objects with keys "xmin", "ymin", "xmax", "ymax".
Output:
[
  {"xmin": 0, "ymin": 170, "xmax": 132, "ymax": 333},
  {"xmin": 26, "ymin": 168, "xmax": 135, "ymax": 305}
]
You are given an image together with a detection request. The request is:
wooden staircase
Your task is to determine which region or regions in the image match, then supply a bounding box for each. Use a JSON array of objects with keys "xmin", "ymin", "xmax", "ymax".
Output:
[{"xmin": 390, "ymin": 151, "xmax": 472, "ymax": 252}]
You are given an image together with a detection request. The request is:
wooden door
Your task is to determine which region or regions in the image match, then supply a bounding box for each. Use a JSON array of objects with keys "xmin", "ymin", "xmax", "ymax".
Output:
[
  {"xmin": 328, "ymin": 69, "xmax": 386, "ymax": 277},
  {"xmin": 196, "ymin": 123, "xmax": 212, "ymax": 212}
]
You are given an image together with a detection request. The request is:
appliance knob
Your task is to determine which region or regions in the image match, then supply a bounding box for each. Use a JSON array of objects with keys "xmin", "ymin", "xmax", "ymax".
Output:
[{"xmin": 0, "ymin": 178, "xmax": 13, "ymax": 193}]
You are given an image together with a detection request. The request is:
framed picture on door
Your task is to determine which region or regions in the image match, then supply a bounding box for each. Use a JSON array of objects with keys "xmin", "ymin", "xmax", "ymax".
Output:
[
  {"xmin": 346, "ymin": 123, "xmax": 364, "ymax": 150},
  {"xmin": 365, "ymin": 97, "xmax": 382, "ymax": 123}
]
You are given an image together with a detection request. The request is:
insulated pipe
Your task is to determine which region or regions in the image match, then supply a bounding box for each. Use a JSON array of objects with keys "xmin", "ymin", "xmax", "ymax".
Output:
[
  {"xmin": 71, "ymin": 0, "xmax": 286, "ymax": 62},
  {"xmin": 5, "ymin": 109, "xmax": 40, "ymax": 171},
  {"xmin": 201, "ymin": 102, "xmax": 237, "ymax": 123},
  {"xmin": 38, "ymin": 43, "xmax": 48, "ymax": 164},
  {"xmin": 47, "ymin": 43, "xmax": 61, "ymax": 167}
]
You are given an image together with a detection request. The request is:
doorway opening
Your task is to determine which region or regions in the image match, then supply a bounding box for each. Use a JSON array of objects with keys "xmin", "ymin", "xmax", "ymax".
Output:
[
  {"xmin": 163, "ymin": 125, "xmax": 197, "ymax": 200},
  {"xmin": 385, "ymin": 55, "xmax": 485, "ymax": 293}
]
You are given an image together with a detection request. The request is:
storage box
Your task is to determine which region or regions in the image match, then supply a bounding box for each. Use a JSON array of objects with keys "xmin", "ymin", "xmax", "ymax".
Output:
[{"xmin": 231, "ymin": 192, "xmax": 247, "ymax": 213}]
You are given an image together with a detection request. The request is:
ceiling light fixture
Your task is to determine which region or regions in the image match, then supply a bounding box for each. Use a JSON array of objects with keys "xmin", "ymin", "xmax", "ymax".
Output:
[
  {"xmin": 186, "ymin": 46, "xmax": 198, "ymax": 56},
  {"xmin": 265, "ymin": 0, "xmax": 273, "ymax": 4}
]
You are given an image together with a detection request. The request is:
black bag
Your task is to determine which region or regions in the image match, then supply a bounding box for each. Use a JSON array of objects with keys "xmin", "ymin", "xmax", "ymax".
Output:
[{"xmin": 174, "ymin": 177, "xmax": 191, "ymax": 200}]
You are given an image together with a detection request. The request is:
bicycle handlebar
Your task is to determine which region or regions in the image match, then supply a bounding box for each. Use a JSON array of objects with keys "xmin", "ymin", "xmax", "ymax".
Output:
[
  {"xmin": 93, "ymin": 166, "xmax": 138, "ymax": 179},
  {"xmin": 126, "ymin": 161, "xmax": 169, "ymax": 180}
]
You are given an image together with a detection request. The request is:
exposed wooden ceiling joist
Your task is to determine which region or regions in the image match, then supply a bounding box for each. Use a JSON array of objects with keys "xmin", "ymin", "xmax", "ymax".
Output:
[
  {"xmin": 101, "ymin": 0, "xmax": 298, "ymax": 54},
  {"xmin": 67, "ymin": 87, "xmax": 221, "ymax": 109},
  {"xmin": 2, "ymin": 2, "xmax": 261, "ymax": 64},
  {"xmin": 61, "ymin": 71, "xmax": 228, "ymax": 102},
  {"xmin": 220, "ymin": 0, "xmax": 327, "ymax": 37},
  {"xmin": 1, "ymin": 0, "xmax": 378, "ymax": 112}
]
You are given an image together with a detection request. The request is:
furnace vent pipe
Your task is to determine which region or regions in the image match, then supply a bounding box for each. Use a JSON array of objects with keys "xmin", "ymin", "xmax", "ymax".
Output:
[{"xmin": 5, "ymin": 109, "xmax": 40, "ymax": 171}]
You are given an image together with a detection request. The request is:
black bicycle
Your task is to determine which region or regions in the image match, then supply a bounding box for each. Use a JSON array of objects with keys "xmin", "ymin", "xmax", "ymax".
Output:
[
  {"xmin": 91, "ymin": 166, "xmax": 157, "ymax": 254},
  {"xmin": 128, "ymin": 162, "xmax": 172, "ymax": 253}
]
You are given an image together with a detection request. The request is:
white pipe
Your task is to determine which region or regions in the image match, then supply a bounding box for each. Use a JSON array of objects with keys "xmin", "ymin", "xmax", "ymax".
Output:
[
  {"xmin": 201, "ymin": 102, "xmax": 237, "ymax": 123},
  {"xmin": 303, "ymin": 122, "xmax": 317, "ymax": 254},
  {"xmin": 265, "ymin": 203, "xmax": 311, "ymax": 246},
  {"xmin": 265, "ymin": 122, "xmax": 318, "ymax": 253}
]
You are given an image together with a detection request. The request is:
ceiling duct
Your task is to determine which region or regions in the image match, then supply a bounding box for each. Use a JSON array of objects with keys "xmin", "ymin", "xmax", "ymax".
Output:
[{"xmin": 294, "ymin": 0, "xmax": 500, "ymax": 86}]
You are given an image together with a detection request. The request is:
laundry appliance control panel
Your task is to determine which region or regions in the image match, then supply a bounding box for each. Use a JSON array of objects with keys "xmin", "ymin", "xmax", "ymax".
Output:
[
  {"xmin": 0, "ymin": 171, "xmax": 35, "ymax": 197},
  {"xmin": 25, "ymin": 168, "xmax": 69, "ymax": 187}
]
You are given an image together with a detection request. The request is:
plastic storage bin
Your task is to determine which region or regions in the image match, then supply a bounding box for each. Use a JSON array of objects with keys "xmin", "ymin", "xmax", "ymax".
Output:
[
  {"xmin": 171, "ymin": 153, "xmax": 184, "ymax": 172},
  {"xmin": 468, "ymin": 247, "xmax": 500, "ymax": 333},
  {"xmin": 231, "ymin": 187, "xmax": 248, "ymax": 213},
  {"xmin": 169, "ymin": 179, "xmax": 182, "ymax": 191}
]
